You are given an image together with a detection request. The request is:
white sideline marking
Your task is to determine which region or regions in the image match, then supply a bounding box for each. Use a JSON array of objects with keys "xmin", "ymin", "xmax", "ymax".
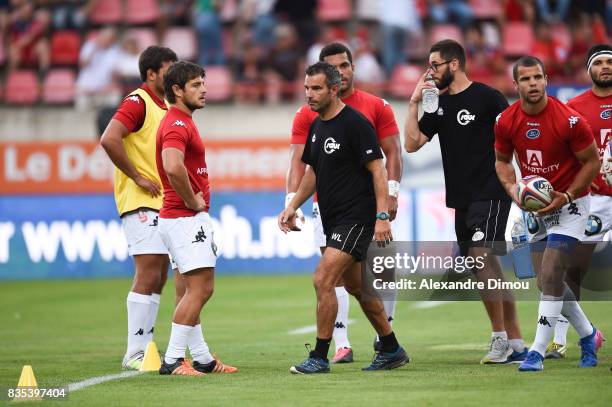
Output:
[
  {"xmin": 412, "ymin": 301, "xmax": 453, "ymax": 309},
  {"xmin": 288, "ymin": 319, "xmax": 356, "ymax": 335},
  {"xmin": 67, "ymin": 371, "xmax": 142, "ymax": 392}
]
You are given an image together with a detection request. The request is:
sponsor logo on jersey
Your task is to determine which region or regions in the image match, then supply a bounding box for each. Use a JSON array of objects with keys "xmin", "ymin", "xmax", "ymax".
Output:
[
  {"xmin": 601, "ymin": 109, "xmax": 611, "ymax": 120},
  {"xmin": 526, "ymin": 128, "xmax": 540, "ymax": 139},
  {"xmin": 437, "ymin": 107, "xmax": 444, "ymax": 116},
  {"xmin": 601, "ymin": 128, "xmax": 611, "ymax": 146},
  {"xmin": 527, "ymin": 122, "xmax": 540, "ymax": 126},
  {"xmin": 382, "ymin": 99, "xmax": 390, "ymax": 106},
  {"xmin": 128, "ymin": 95, "xmax": 140, "ymax": 103},
  {"xmin": 457, "ymin": 109, "xmax": 476, "ymax": 125},
  {"xmin": 331, "ymin": 233, "xmax": 342, "ymax": 242},
  {"xmin": 312, "ymin": 133, "xmax": 316, "ymax": 143},
  {"xmin": 495, "ymin": 113, "xmax": 501, "ymax": 124},
  {"xmin": 523, "ymin": 150, "xmax": 560, "ymax": 174},
  {"xmin": 196, "ymin": 167, "xmax": 207, "ymax": 175},
  {"xmin": 324, "ymin": 137, "xmax": 341, "ymax": 154},
  {"xmin": 527, "ymin": 212, "xmax": 539, "ymax": 234},
  {"xmin": 568, "ymin": 116, "xmax": 579, "ymax": 128},
  {"xmin": 172, "ymin": 120, "xmax": 186, "ymax": 127}
]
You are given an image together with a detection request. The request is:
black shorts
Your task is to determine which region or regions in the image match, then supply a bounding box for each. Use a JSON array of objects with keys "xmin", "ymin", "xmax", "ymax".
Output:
[
  {"xmin": 326, "ymin": 223, "xmax": 374, "ymax": 261},
  {"xmin": 455, "ymin": 199, "xmax": 511, "ymax": 256}
]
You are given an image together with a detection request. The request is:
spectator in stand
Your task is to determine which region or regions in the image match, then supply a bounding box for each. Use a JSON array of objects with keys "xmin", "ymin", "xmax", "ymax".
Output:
[
  {"xmin": 273, "ymin": 0, "xmax": 316, "ymax": 52},
  {"xmin": 75, "ymin": 26, "xmax": 121, "ymax": 110},
  {"xmin": 234, "ymin": 40, "xmax": 265, "ymax": 104},
  {"xmin": 501, "ymin": 0, "xmax": 535, "ymax": 24},
  {"xmin": 428, "ymin": 0, "xmax": 474, "ymax": 29},
  {"xmin": 352, "ymin": 37, "xmax": 385, "ymax": 95},
  {"xmin": 264, "ymin": 22, "xmax": 303, "ymax": 103},
  {"xmin": 7, "ymin": 1, "xmax": 50, "ymax": 72},
  {"xmin": 114, "ymin": 35, "xmax": 142, "ymax": 92},
  {"xmin": 464, "ymin": 23, "xmax": 506, "ymax": 88},
  {"xmin": 236, "ymin": 0, "xmax": 277, "ymax": 51},
  {"xmin": 535, "ymin": 0, "xmax": 570, "ymax": 23},
  {"xmin": 379, "ymin": 0, "xmax": 422, "ymax": 76},
  {"xmin": 530, "ymin": 21, "xmax": 568, "ymax": 80},
  {"xmin": 158, "ymin": 0, "xmax": 193, "ymax": 39},
  {"xmin": 38, "ymin": 0, "xmax": 93, "ymax": 30},
  {"xmin": 194, "ymin": 0, "xmax": 225, "ymax": 66},
  {"xmin": 306, "ymin": 25, "xmax": 346, "ymax": 67}
]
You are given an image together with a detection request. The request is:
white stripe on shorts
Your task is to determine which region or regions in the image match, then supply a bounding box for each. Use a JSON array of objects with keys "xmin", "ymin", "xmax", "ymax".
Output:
[
  {"xmin": 341, "ymin": 224, "xmax": 357, "ymax": 252},
  {"xmin": 484, "ymin": 200, "xmax": 493, "ymax": 243},
  {"xmin": 349, "ymin": 225, "xmax": 365, "ymax": 254}
]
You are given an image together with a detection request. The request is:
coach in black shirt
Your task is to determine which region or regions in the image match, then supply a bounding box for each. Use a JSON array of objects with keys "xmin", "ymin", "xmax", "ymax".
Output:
[
  {"xmin": 278, "ymin": 62, "xmax": 409, "ymax": 374},
  {"xmin": 404, "ymin": 39, "xmax": 528, "ymax": 365}
]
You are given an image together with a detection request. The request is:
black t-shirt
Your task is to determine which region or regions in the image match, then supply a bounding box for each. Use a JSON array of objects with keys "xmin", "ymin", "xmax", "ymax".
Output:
[
  {"xmin": 302, "ymin": 105, "xmax": 384, "ymax": 235},
  {"xmin": 418, "ymin": 82, "xmax": 511, "ymax": 209}
]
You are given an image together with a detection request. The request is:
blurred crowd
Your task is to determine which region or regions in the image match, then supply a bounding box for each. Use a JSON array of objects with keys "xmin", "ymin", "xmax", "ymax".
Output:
[{"xmin": 0, "ymin": 0, "xmax": 611, "ymax": 108}]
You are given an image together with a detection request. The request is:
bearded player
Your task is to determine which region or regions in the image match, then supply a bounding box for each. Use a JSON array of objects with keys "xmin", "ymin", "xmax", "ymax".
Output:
[{"xmin": 286, "ymin": 42, "xmax": 403, "ymax": 363}]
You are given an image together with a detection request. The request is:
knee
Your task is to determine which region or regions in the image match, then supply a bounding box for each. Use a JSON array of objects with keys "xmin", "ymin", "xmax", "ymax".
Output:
[{"xmin": 312, "ymin": 269, "xmax": 333, "ymax": 294}]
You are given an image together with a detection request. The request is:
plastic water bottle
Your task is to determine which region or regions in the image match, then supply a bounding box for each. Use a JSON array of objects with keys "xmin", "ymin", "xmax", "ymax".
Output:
[
  {"xmin": 422, "ymin": 74, "xmax": 439, "ymax": 113},
  {"xmin": 510, "ymin": 215, "xmax": 535, "ymax": 279}
]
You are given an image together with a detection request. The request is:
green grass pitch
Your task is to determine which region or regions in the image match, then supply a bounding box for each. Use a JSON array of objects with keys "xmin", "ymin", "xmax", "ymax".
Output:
[{"xmin": 1, "ymin": 275, "xmax": 611, "ymax": 406}]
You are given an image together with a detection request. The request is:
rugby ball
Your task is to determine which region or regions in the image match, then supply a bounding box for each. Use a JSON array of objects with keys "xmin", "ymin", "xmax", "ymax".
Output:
[
  {"xmin": 603, "ymin": 140, "xmax": 612, "ymax": 187},
  {"xmin": 517, "ymin": 175, "xmax": 554, "ymax": 211}
]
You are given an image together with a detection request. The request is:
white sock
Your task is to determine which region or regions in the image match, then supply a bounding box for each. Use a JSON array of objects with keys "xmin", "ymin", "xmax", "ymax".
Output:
[
  {"xmin": 561, "ymin": 286, "xmax": 593, "ymax": 338},
  {"xmin": 188, "ymin": 324, "xmax": 214, "ymax": 364},
  {"xmin": 530, "ymin": 295, "xmax": 563, "ymax": 357},
  {"xmin": 145, "ymin": 293, "xmax": 161, "ymax": 344},
  {"xmin": 164, "ymin": 322, "xmax": 193, "ymax": 364},
  {"xmin": 492, "ymin": 331, "xmax": 508, "ymax": 340},
  {"xmin": 553, "ymin": 317, "xmax": 570, "ymax": 345},
  {"xmin": 126, "ymin": 291, "xmax": 151, "ymax": 357},
  {"xmin": 509, "ymin": 338, "xmax": 525, "ymax": 352},
  {"xmin": 383, "ymin": 298, "xmax": 396, "ymax": 325},
  {"xmin": 333, "ymin": 287, "xmax": 351, "ymax": 350}
]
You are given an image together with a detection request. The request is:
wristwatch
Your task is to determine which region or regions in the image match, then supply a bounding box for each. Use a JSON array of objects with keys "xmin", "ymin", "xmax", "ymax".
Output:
[{"xmin": 376, "ymin": 212, "xmax": 390, "ymax": 220}]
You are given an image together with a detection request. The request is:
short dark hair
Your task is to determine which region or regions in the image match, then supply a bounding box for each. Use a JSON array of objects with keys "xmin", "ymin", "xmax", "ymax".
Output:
[
  {"xmin": 305, "ymin": 61, "xmax": 342, "ymax": 89},
  {"xmin": 139, "ymin": 46, "xmax": 178, "ymax": 82},
  {"xmin": 587, "ymin": 44, "xmax": 612, "ymax": 66},
  {"xmin": 319, "ymin": 42, "xmax": 353, "ymax": 64},
  {"xmin": 512, "ymin": 55, "xmax": 545, "ymax": 81},
  {"xmin": 163, "ymin": 60, "xmax": 206, "ymax": 104},
  {"xmin": 430, "ymin": 39, "xmax": 466, "ymax": 70}
]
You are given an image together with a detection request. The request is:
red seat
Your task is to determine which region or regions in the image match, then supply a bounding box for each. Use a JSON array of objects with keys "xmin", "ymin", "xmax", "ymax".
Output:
[
  {"xmin": 502, "ymin": 22, "xmax": 534, "ymax": 57},
  {"xmin": 430, "ymin": 24, "xmax": 463, "ymax": 46},
  {"xmin": 42, "ymin": 69, "xmax": 76, "ymax": 104},
  {"xmin": 469, "ymin": 0, "xmax": 502, "ymax": 19},
  {"xmin": 204, "ymin": 66, "xmax": 233, "ymax": 102},
  {"xmin": 0, "ymin": 33, "xmax": 5, "ymax": 66},
  {"xmin": 388, "ymin": 64, "xmax": 423, "ymax": 99},
  {"xmin": 125, "ymin": 28, "xmax": 158, "ymax": 52},
  {"xmin": 5, "ymin": 70, "xmax": 40, "ymax": 105},
  {"xmin": 50, "ymin": 30, "xmax": 81, "ymax": 66},
  {"xmin": 125, "ymin": 0, "xmax": 160, "ymax": 25},
  {"xmin": 317, "ymin": 0, "xmax": 352, "ymax": 22},
  {"xmin": 89, "ymin": 0, "xmax": 122, "ymax": 25},
  {"xmin": 162, "ymin": 27, "xmax": 197, "ymax": 60}
]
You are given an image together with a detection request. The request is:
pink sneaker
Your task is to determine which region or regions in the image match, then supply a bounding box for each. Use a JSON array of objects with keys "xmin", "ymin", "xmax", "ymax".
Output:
[
  {"xmin": 331, "ymin": 347, "xmax": 353, "ymax": 364},
  {"xmin": 595, "ymin": 329, "xmax": 605, "ymax": 352}
]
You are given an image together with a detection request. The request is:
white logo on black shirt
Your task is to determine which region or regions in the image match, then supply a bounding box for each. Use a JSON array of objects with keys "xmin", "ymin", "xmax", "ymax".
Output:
[
  {"xmin": 457, "ymin": 109, "xmax": 476, "ymax": 125},
  {"xmin": 437, "ymin": 107, "xmax": 444, "ymax": 116},
  {"xmin": 312, "ymin": 133, "xmax": 316, "ymax": 143},
  {"xmin": 324, "ymin": 137, "xmax": 341, "ymax": 154}
]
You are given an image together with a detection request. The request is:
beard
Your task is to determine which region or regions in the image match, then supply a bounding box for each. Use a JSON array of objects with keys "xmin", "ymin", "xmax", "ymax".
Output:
[
  {"xmin": 591, "ymin": 71, "xmax": 612, "ymax": 88},
  {"xmin": 185, "ymin": 98, "xmax": 204, "ymax": 111},
  {"xmin": 436, "ymin": 68, "xmax": 453, "ymax": 90}
]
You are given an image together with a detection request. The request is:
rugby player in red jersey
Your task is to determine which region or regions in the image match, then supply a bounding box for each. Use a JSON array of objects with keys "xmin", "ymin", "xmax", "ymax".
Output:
[{"xmin": 494, "ymin": 56, "xmax": 602, "ymax": 372}]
